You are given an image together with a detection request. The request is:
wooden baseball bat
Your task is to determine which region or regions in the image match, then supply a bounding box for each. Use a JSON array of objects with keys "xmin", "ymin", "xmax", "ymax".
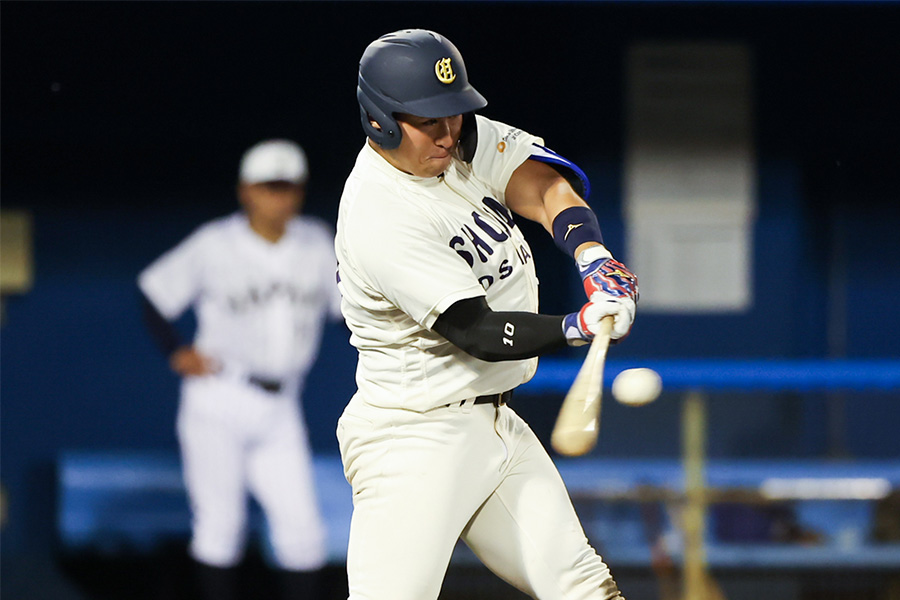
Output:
[{"xmin": 550, "ymin": 315, "xmax": 614, "ymax": 457}]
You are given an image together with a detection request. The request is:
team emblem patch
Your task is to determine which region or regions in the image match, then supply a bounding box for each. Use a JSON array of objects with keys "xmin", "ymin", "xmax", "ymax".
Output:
[{"xmin": 434, "ymin": 58, "xmax": 456, "ymax": 84}]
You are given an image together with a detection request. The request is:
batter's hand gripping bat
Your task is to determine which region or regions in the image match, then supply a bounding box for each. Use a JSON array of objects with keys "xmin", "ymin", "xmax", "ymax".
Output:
[{"xmin": 551, "ymin": 316, "xmax": 614, "ymax": 456}]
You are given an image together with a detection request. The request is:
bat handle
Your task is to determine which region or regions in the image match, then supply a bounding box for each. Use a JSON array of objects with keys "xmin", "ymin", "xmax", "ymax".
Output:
[
  {"xmin": 597, "ymin": 315, "xmax": 614, "ymax": 340},
  {"xmin": 550, "ymin": 315, "xmax": 615, "ymax": 457}
]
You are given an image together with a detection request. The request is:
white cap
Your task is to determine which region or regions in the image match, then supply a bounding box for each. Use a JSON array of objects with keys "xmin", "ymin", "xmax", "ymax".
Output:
[{"xmin": 239, "ymin": 139, "xmax": 308, "ymax": 184}]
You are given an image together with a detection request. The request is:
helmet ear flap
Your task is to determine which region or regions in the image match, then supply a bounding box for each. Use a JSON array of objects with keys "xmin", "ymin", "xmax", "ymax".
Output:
[{"xmin": 357, "ymin": 85, "xmax": 401, "ymax": 150}]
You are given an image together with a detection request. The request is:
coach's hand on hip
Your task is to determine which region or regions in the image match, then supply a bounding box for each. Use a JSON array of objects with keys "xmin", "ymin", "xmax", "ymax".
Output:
[{"xmin": 169, "ymin": 346, "xmax": 219, "ymax": 377}]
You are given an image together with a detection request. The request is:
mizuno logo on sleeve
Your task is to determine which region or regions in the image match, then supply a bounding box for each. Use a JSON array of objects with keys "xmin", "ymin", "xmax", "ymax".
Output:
[{"xmin": 564, "ymin": 223, "xmax": 583, "ymax": 240}]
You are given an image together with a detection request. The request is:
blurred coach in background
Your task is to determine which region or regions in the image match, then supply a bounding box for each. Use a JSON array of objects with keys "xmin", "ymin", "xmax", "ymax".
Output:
[{"xmin": 138, "ymin": 139, "xmax": 342, "ymax": 599}]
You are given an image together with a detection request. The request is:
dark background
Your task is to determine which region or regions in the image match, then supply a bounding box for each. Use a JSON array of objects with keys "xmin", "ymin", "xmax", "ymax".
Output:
[{"xmin": 2, "ymin": 0, "xmax": 899, "ymax": 583}]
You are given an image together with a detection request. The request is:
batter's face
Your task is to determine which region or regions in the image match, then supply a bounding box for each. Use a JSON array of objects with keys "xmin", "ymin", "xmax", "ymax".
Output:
[{"xmin": 379, "ymin": 114, "xmax": 463, "ymax": 178}]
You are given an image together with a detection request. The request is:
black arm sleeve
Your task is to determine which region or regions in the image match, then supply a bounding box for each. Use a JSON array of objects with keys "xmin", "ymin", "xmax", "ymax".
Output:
[
  {"xmin": 432, "ymin": 296, "xmax": 567, "ymax": 362},
  {"xmin": 140, "ymin": 290, "xmax": 183, "ymax": 356}
]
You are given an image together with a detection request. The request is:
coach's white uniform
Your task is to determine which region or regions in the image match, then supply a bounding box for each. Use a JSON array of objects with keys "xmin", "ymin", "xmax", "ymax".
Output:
[
  {"xmin": 335, "ymin": 116, "xmax": 620, "ymax": 599},
  {"xmin": 139, "ymin": 212, "xmax": 340, "ymax": 570}
]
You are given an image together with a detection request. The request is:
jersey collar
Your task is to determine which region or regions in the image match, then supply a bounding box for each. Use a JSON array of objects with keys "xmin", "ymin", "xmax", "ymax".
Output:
[{"xmin": 361, "ymin": 141, "xmax": 450, "ymax": 186}]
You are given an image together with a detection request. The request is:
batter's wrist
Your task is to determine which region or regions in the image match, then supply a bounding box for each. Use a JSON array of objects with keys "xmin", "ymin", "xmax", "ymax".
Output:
[
  {"xmin": 575, "ymin": 245, "xmax": 613, "ymax": 269},
  {"xmin": 551, "ymin": 206, "xmax": 604, "ymax": 257},
  {"xmin": 575, "ymin": 245, "xmax": 612, "ymax": 276}
]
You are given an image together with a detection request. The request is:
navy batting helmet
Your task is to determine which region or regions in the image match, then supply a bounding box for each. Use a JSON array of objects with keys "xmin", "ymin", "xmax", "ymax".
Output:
[{"xmin": 357, "ymin": 29, "xmax": 488, "ymax": 149}]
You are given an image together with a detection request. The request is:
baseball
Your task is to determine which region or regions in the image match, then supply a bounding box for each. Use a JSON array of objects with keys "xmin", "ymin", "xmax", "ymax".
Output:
[{"xmin": 612, "ymin": 368, "xmax": 662, "ymax": 406}]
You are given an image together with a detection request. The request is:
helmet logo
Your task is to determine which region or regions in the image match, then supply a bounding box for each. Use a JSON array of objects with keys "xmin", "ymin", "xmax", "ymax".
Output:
[{"xmin": 434, "ymin": 58, "xmax": 457, "ymax": 84}]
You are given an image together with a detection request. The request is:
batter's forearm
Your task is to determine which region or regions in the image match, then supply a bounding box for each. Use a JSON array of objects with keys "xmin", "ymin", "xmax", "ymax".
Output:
[
  {"xmin": 506, "ymin": 160, "xmax": 588, "ymax": 233},
  {"xmin": 433, "ymin": 297, "xmax": 567, "ymax": 362}
]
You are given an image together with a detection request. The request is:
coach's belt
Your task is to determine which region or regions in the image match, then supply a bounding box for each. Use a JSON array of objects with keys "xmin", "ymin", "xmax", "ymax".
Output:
[
  {"xmin": 472, "ymin": 390, "xmax": 513, "ymax": 406},
  {"xmin": 248, "ymin": 375, "xmax": 283, "ymax": 394}
]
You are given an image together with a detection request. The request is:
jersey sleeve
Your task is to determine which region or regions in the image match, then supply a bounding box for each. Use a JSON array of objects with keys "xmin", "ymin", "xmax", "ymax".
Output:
[
  {"xmin": 528, "ymin": 144, "xmax": 591, "ymax": 200},
  {"xmin": 137, "ymin": 227, "xmax": 208, "ymax": 320},
  {"xmin": 468, "ymin": 116, "xmax": 545, "ymax": 202},
  {"xmin": 343, "ymin": 192, "xmax": 485, "ymax": 330},
  {"xmin": 326, "ymin": 258, "xmax": 343, "ymax": 321},
  {"xmin": 317, "ymin": 224, "xmax": 344, "ymax": 321}
]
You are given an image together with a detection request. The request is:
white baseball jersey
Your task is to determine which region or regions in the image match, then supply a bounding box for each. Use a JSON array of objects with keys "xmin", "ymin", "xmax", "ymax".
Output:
[
  {"xmin": 337, "ymin": 115, "xmax": 624, "ymax": 598},
  {"xmin": 139, "ymin": 211, "xmax": 340, "ymax": 570},
  {"xmin": 139, "ymin": 212, "xmax": 342, "ymax": 381},
  {"xmin": 336, "ymin": 115, "xmax": 547, "ymax": 411}
]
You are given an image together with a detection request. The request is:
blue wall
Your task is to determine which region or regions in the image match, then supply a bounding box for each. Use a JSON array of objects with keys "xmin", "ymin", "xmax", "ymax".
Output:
[
  {"xmin": 3, "ymin": 0, "xmax": 899, "ymax": 558},
  {"xmin": 3, "ymin": 160, "xmax": 897, "ymax": 553}
]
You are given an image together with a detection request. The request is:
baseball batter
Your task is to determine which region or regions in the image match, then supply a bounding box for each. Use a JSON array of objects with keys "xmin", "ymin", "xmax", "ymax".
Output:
[
  {"xmin": 138, "ymin": 139, "xmax": 341, "ymax": 599},
  {"xmin": 335, "ymin": 30, "xmax": 639, "ymax": 600}
]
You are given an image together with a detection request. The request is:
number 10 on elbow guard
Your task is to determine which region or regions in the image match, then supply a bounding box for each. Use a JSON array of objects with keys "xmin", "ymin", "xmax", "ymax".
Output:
[{"xmin": 503, "ymin": 322, "xmax": 515, "ymax": 346}]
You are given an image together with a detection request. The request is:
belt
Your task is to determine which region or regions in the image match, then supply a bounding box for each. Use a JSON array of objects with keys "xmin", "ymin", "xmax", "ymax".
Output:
[
  {"xmin": 248, "ymin": 376, "xmax": 283, "ymax": 394},
  {"xmin": 472, "ymin": 390, "xmax": 512, "ymax": 406}
]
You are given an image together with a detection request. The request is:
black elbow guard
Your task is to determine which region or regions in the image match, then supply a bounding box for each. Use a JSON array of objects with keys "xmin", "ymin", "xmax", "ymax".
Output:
[{"xmin": 433, "ymin": 297, "xmax": 566, "ymax": 362}]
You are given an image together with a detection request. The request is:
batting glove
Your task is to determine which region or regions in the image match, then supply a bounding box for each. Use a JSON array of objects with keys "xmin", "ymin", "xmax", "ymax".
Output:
[
  {"xmin": 563, "ymin": 300, "xmax": 607, "ymax": 347},
  {"xmin": 564, "ymin": 293, "xmax": 636, "ymax": 346},
  {"xmin": 577, "ymin": 246, "xmax": 639, "ymax": 301},
  {"xmin": 576, "ymin": 246, "xmax": 638, "ymax": 342}
]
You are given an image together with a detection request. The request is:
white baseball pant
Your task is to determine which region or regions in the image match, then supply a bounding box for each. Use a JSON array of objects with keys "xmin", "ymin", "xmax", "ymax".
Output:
[
  {"xmin": 178, "ymin": 374, "xmax": 327, "ymax": 571},
  {"xmin": 337, "ymin": 396, "xmax": 622, "ymax": 600}
]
